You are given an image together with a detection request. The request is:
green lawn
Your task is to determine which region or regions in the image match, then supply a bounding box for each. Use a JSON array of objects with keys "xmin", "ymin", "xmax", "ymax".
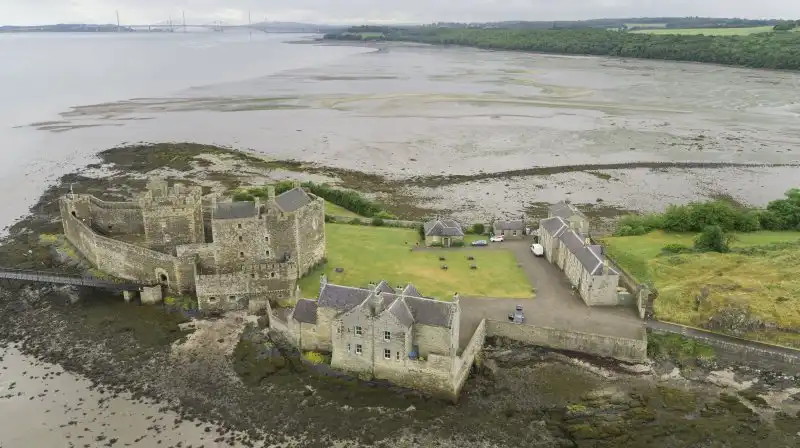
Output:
[
  {"xmin": 631, "ymin": 26, "xmax": 775, "ymax": 36},
  {"xmin": 299, "ymin": 224, "xmax": 532, "ymax": 301},
  {"xmin": 603, "ymin": 230, "xmax": 800, "ymax": 348},
  {"xmin": 324, "ymin": 201, "xmax": 361, "ymax": 218}
]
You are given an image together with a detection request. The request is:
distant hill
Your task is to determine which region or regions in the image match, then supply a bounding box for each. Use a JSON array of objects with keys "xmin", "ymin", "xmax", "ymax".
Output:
[
  {"xmin": 432, "ymin": 17, "xmax": 783, "ymax": 30},
  {"xmin": 251, "ymin": 22, "xmax": 346, "ymax": 33}
]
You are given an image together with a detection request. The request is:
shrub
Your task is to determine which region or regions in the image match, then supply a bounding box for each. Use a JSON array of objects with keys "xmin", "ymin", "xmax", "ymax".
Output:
[
  {"xmin": 734, "ymin": 210, "xmax": 762, "ymax": 232},
  {"xmin": 303, "ymin": 182, "xmax": 382, "ymax": 217},
  {"xmin": 451, "ymin": 240, "xmax": 465, "ymax": 247},
  {"xmin": 232, "ymin": 191, "xmax": 255, "ymax": 202},
  {"xmin": 471, "ymin": 223, "xmax": 485, "ymax": 235},
  {"xmin": 302, "ymin": 351, "xmax": 326, "ymax": 365},
  {"xmin": 417, "ymin": 224, "xmax": 426, "ymax": 240},
  {"xmin": 324, "ymin": 214, "xmax": 334, "ymax": 223},
  {"xmin": 349, "ymin": 217, "xmax": 363, "ymax": 225},
  {"xmin": 661, "ymin": 243, "xmax": 692, "ymax": 255},
  {"xmin": 693, "ymin": 225, "xmax": 732, "ymax": 253},
  {"xmin": 429, "ymin": 241, "xmax": 443, "ymax": 247},
  {"xmin": 371, "ymin": 217, "xmax": 385, "ymax": 227},
  {"xmin": 374, "ymin": 210, "xmax": 396, "ymax": 220}
]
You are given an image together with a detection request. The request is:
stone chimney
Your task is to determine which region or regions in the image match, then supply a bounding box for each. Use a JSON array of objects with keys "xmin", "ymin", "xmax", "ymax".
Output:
[
  {"xmin": 371, "ymin": 291, "xmax": 386, "ymax": 315},
  {"xmin": 584, "ymin": 237, "xmax": 591, "ymax": 246},
  {"xmin": 603, "ymin": 259, "xmax": 609, "ymax": 275},
  {"xmin": 320, "ymin": 273, "xmax": 328, "ymax": 289},
  {"xmin": 267, "ymin": 185, "xmax": 276, "ymax": 201},
  {"xmin": 292, "ymin": 180, "xmax": 301, "ymax": 189}
]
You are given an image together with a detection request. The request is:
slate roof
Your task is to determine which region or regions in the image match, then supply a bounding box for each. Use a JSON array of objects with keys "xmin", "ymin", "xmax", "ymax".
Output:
[
  {"xmin": 316, "ymin": 281, "xmax": 455, "ymax": 328},
  {"xmin": 375, "ymin": 280, "xmax": 395, "ymax": 295},
  {"xmin": 387, "ymin": 299, "xmax": 414, "ymax": 327},
  {"xmin": 557, "ymin": 230, "xmax": 619, "ymax": 277},
  {"xmin": 291, "ymin": 299, "xmax": 318, "ymax": 324},
  {"xmin": 549, "ymin": 201, "xmax": 586, "ymax": 220},
  {"xmin": 424, "ymin": 218, "xmax": 464, "ymax": 237},
  {"xmin": 494, "ymin": 220, "xmax": 525, "ymax": 231},
  {"xmin": 274, "ymin": 187, "xmax": 312, "ymax": 213},
  {"xmin": 540, "ymin": 216, "xmax": 568, "ymax": 236},
  {"xmin": 402, "ymin": 284, "xmax": 421, "ymax": 298},
  {"xmin": 318, "ymin": 284, "xmax": 372, "ymax": 312},
  {"xmin": 214, "ymin": 201, "xmax": 257, "ymax": 220},
  {"xmin": 404, "ymin": 296, "xmax": 455, "ymax": 328}
]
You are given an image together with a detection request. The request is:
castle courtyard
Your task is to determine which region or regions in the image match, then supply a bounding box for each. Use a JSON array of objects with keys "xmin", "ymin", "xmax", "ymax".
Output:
[{"xmin": 296, "ymin": 223, "xmax": 533, "ymax": 301}]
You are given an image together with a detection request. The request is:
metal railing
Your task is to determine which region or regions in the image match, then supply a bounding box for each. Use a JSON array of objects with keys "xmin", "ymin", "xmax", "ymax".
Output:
[{"xmin": 0, "ymin": 267, "xmax": 151, "ymax": 291}]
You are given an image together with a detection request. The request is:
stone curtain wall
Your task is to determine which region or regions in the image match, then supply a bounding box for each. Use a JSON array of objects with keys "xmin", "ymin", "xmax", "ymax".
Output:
[
  {"xmin": 325, "ymin": 215, "xmax": 421, "ymax": 228},
  {"xmin": 195, "ymin": 264, "xmax": 296, "ymax": 313},
  {"xmin": 60, "ymin": 198, "xmax": 195, "ymax": 292},
  {"xmin": 486, "ymin": 320, "xmax": 647, "ymax": 363},
  {"xmin": 141, "ymin": 204, "xmax": 204, "ymax": 252},
  {"xmin": 84, "ymin": 196, "xmax": 145, "ymax": 235},
  {"xmin": 294, "ymin": 197, "xmax": 326, "ymax": 277},
  {"xmin": 452, "ymin": 318, "xmax": 486, "ymax": 397},
  {"xmin": 412, "ymin": 325, "xmax": 452, "ymax": 358}
]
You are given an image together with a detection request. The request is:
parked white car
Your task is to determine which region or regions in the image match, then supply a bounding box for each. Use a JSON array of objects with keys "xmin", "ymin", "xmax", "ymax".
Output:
[
  {"xmin": 530, "ymin": 243, "xmax": 544, "ymax": 257},
  {"xmin": 490, "ymin": 235, "xmax": 504, "ymax": 242}
]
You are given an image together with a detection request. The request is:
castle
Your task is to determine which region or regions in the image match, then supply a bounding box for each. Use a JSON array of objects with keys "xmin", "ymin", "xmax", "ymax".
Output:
[{"xmin": 59, "ymin": 179, "xmax": 325, "ymax": 312}]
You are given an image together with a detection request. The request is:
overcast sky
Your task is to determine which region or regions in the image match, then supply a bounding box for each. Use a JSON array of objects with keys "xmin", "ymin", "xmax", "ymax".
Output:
[{"xmin": 2, "ymin": 0, "xmax": 800, "ymax": 26}]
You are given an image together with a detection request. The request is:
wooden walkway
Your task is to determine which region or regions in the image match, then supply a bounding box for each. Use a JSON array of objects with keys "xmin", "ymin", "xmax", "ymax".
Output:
[{"xmin": 0, "ymin": 267, "xmax": 150, "ymax": 291}]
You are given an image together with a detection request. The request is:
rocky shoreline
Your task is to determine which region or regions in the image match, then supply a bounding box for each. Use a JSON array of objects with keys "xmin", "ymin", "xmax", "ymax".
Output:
[{"xmin": 1, "ymin": 143, "xmax": 799, "ymax": 447}]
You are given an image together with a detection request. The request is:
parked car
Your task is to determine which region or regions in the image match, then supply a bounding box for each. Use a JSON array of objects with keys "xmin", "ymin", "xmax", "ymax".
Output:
[
  {"xmin": 471, "ymin": 239, "xmax": 488, "ymax": 247},
  {"xmin": 530, "ymin": 243, "xmax": 544, "ymax": 257},
  {"xmin": 489, "ymin": 235, "xmax": 504, "ymax": 242}
]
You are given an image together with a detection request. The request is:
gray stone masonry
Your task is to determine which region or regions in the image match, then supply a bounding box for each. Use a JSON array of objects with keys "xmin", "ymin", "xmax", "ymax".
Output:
[{"xmin": 59, "ymin": 181, "xmax": 325, "ymax": 313}]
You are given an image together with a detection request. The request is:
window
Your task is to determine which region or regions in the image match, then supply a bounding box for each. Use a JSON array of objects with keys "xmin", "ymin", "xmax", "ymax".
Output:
[
  {"xmin": 209, "ymin": 296, "xmax": 217, "ymax": 302},
  {"xmin": 501, "ymin": 230, "xmax": 505, "ymax": 236},
  {"xmin": 266, "ymin": 250, "xmax": 270, "ymax": 257},
  {"xmin": 355, "ymin": 326, "xmax": 362, "ymax": 336},
  {"xmin": 228, "ymin": 295, "xmax": 235, "ymax": 300},
  {"xmin": 384, "ymin": 349, "xmax": 391, "ymax": 360},
  {"xmin": 238, "ymin": 236, "xmax": 243, "ymax": 242},
  {"xmin": 346, "ymin": 343, "xmax": 350, "ymax": 352},
  {"xmin": 396, "ymin": 351, "xmax": 400, "ymax": 361},
  {"xmin": 270, "ymin": 272, "xmax": 276, "ymax": 278},
  {"xmin": 512, "ymin": 230, "xmax": 517, "ymax": 236},
  {"xmin": 250, "ymin": 273, "xmax": 255, "ymax": 279},
  {"xmin": 239, "ymin": 252, "xmax": 244, "ymax": 258},
  {"xmin": 237, "ymin": 223, "xmax": 242, "ymax": 229},
  {"xmin": 356, "ymin": 344, "xmax": 362, "ymax": 355},
  {"xmin": 265, "ymin": 236, "xmax": 269, "ymax": 242},
  {"xmin": 384, "ymin": 331, "xmax": 391, "ymax": 341}
]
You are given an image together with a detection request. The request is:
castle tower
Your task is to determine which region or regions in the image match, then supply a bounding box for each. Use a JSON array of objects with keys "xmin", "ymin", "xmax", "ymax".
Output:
[{"xmin": 138, "ymin": 178, "xmax": 204, "ymax": 253}]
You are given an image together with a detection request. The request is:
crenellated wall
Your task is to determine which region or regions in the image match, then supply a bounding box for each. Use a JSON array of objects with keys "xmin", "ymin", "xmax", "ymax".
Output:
[{"xmin": 60, "ymin": 197, "xmax": 196, "ymax": 293}]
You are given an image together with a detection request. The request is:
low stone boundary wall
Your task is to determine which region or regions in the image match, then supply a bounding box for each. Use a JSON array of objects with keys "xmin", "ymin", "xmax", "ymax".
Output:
[
  {"xmin": 453, "ymin": 319, "xmax": 486, "ymax": 396},
  {"xmin": 648, "ymin": 320, "xmax": 800, "ymax": 370},
  {"xmin": 486, "ymin": 320, "xmax": 647, "ymax": 363}
]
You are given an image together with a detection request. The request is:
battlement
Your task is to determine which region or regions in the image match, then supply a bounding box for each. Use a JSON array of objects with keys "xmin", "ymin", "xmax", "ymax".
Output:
[{"xmin": 138, "ymin": 178, "xmax": 203, "ymax": 209}]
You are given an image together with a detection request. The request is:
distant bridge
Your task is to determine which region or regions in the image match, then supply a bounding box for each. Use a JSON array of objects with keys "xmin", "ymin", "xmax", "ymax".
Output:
[{"xmin": 0, "ymin": 267, "xmax": 152, "ymax": 291}]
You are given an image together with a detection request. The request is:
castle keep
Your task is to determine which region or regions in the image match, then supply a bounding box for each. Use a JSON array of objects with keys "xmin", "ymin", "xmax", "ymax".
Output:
[{"xmin": 60, "ymin": 179, "xmax": 325, "ymax": 312}]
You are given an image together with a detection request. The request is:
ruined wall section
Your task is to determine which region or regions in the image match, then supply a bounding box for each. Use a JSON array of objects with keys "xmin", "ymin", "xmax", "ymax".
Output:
[
  {"xmin": 293, "ymin": 195, "xmax": 326, "ymax": 276},
  {"xmin": 195, "ymin": 261, "xmax": 296, "ymax": 313},
  {"xmin": 67, "ymin": 195, "xmax": 145, "ymax": 235},
  {"xmin": 60, "ymin": 198, "xmax": 196, "ymax": 293}
]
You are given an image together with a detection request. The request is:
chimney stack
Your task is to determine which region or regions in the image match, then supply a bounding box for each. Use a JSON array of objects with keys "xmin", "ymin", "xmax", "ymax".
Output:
[
  {"xmin": 292, "ymin": 180, "xmax": 301, "ymax": 189},
  {"xmin": 320, "ymin": 273, "xmax": 328, "ymax": 289},
  {"xmin": 267, "ymin": 186, "xmax": 276, "ymax": 201},
  {"xmin": 603, "ymin": 259, "xmax": 609, "ymax": 275},
  {"xmin": 584, "ymin": 237, "xmax": 591, "ymax": 246}
]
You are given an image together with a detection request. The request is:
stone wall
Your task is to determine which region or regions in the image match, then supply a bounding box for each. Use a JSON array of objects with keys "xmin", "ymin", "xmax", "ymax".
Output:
[
  {"xmin": 452, "ymin": 318, "xmax": 486, "ymax": 397},
  {"xmin": 293, "ymin": 196, "xmax": 325, "ymax": 276},
  {"xmin": 263, "ymin": 206, "xmax": 297, "ymax": 268},
  {"xmin": 60, "ymin": 198, "xmax": 195, "ymax": 293},
  {"xmin": 326, "ymin": 215, "xmax": 421, "ymax": 228},
  {"xmin": 142, "ymin": 202, "xmax": 204, "ymax": 253},
  {"xmin": 582, "ymin": 272, "xmax": 620, "ymax": 306},
  {"xmin": 211, "ymin": 214, "xmax": 273, "ymax": 271},
  {"xmin": 195, "ymin": 262, "xmax": 296, "ymax": 313},
  {"xmin": 413, "ymin": 325, "xmax": 452, "ymax": 358},
  {"xmin": 83, "ymin": 196, "xmax": 145, "ymax": 235},
  {"xmin": 332, "ymin": 305, "xmax": 375, "ymax": 375},
  {"xmin": 485, "ymin": 320, "xmax": 647, "ymax": 363}
]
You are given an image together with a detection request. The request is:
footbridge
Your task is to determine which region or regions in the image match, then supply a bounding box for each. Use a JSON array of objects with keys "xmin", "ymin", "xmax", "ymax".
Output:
[{"xmin": 0, "ymin": 267, "xmax": 153, "ymax": 292}]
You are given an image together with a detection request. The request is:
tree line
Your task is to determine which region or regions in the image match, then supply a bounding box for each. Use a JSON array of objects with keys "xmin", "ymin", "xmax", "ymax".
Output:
[
  {"xmin": 615, "ymin": 189, "xmax": 800, "ymax": 237},
  {"xmin": 373, "ymin": 27, "xmax": 800, "ymax": 70}
]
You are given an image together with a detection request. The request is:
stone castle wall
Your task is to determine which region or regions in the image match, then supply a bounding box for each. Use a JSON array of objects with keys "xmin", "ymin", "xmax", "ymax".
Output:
[
  {"xmin": 195, "ymin": 262, "xmax": 296, "ymax": 313},
  {"xmin": 141, "ymin": 203, "xmax": 204, "ymax": 252},
  {"xmin": 293, "ymin": 196, "xmax": 326, "ymax": 276},
  {"xmin": 69, "ymin": 195, "xmax": 145, "ymax": 235},
  {"xmin": 60, "ymin": 198, "xmax": 196, "ymax": 293}
]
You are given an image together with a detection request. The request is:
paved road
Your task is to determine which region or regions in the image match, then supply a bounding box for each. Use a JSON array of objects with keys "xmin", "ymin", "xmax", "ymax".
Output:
[{"xmin": 430, "ymin": 239, "xmax": 644, "ymax": 350}]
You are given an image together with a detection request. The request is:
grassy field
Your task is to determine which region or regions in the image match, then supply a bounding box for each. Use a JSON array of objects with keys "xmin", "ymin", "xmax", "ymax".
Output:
[
  {"xmin": 298, "ymin": 223, "xmax": 532, "ymax": 301},
  {"xmin": 604, "ymin": 231, "xmax": 800, "ymax": 348},
  {"xmin": 631, "ymin": 26, "xmax": 776, "ymax": 36},
  {"xmin": 323, "ymin": 201, "xmax": 361, "ymax": 218}
]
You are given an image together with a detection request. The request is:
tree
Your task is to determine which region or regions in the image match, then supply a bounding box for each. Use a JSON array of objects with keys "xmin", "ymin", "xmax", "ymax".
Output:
[{"xmin": 693, "ymin": 225, "xmax": 732, "ymax": 253}]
